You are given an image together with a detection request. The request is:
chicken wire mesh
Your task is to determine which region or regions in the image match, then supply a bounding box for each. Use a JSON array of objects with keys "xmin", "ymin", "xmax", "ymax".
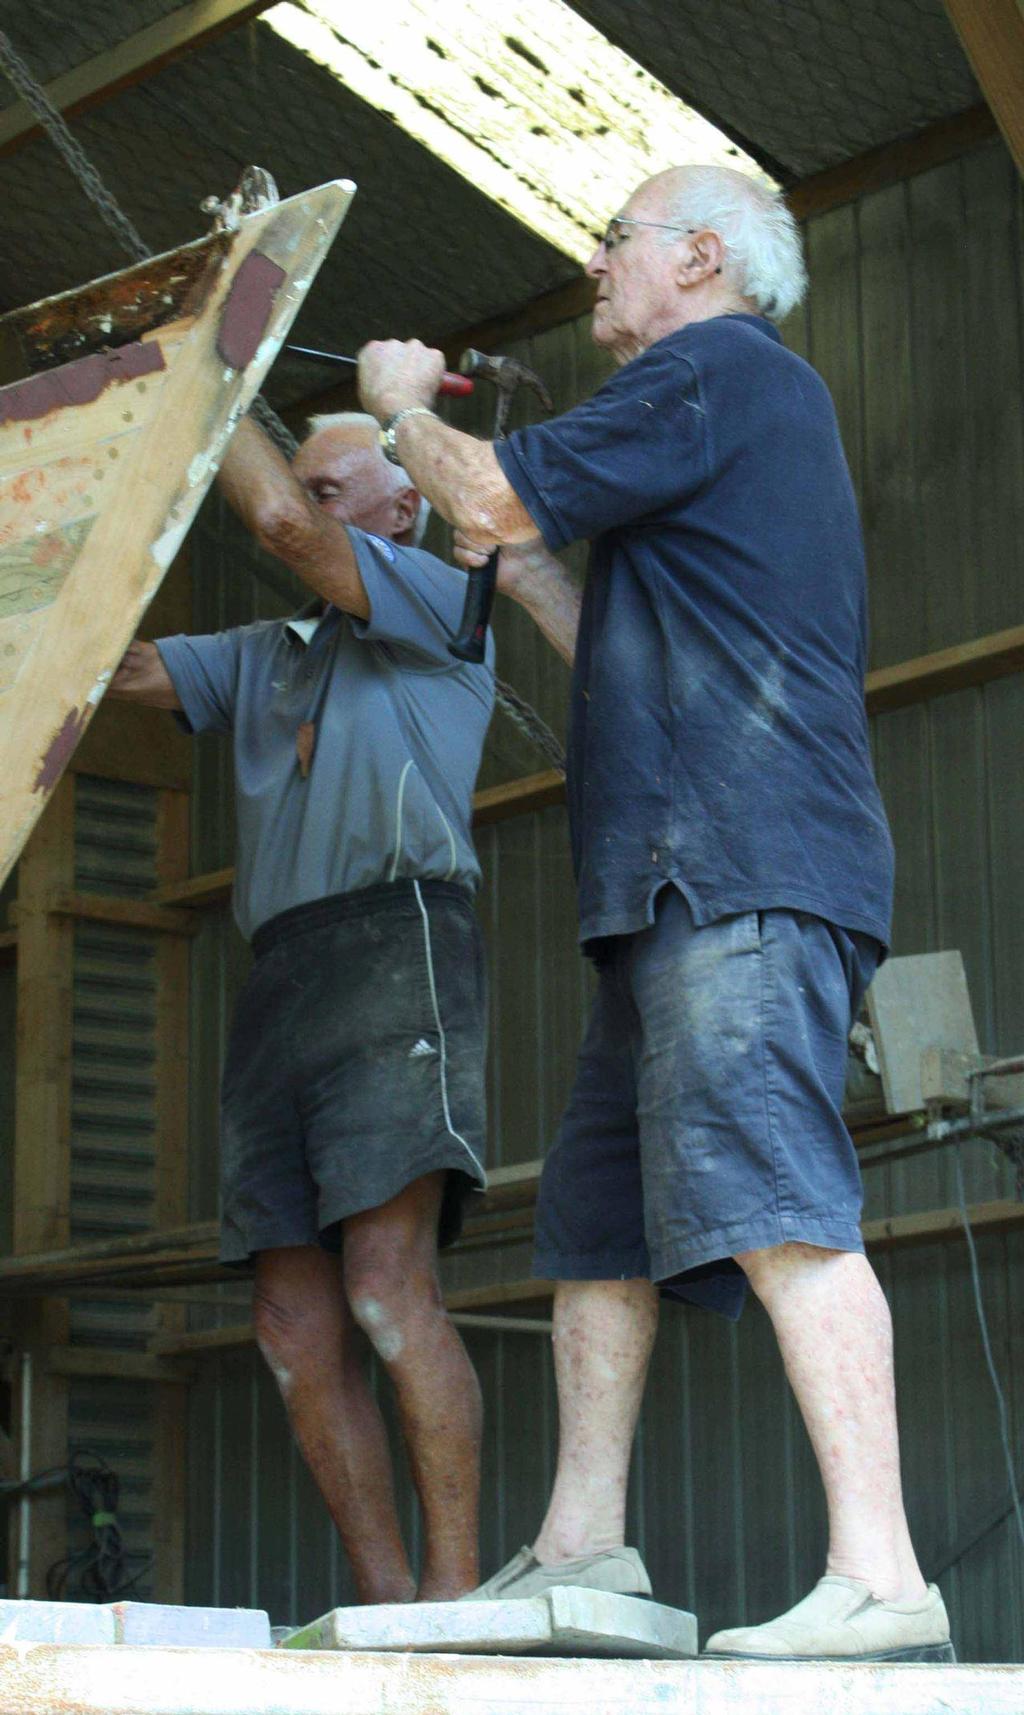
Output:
[{"xmin": 565, "ymin": 0, "xmax": 980, "ymax": 177}]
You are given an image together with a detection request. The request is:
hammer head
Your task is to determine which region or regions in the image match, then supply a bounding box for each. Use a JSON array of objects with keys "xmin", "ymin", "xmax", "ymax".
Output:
[{"xmin": 459, "ymin": 347, "xmax": 554, "ymax": 434}]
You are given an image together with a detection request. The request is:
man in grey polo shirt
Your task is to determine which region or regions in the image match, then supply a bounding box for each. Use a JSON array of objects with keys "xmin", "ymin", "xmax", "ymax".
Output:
[{"xmin": 110, "ymin": 411, "xmax": 494, "ymax": 1604}]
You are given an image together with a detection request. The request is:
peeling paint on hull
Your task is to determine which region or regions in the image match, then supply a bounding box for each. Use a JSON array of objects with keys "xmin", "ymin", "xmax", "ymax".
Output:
[
  {"xmin": 0, "ymin": 341, "xmax": 166, "ymax": 425},
  {"xmin": 33, "ymin": 706, "xmax": 89, "ymax": 792}
]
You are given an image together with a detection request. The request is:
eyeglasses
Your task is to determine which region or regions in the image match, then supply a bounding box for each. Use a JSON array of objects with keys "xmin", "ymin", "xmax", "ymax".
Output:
[{"xmin": 598, "ymin": 216, "xmax": 695, "ymax": 253}]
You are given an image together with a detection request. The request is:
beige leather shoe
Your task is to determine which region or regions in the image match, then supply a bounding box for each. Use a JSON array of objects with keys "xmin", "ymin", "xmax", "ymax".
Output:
[
  {"xmin": 461, "ymin": 1545, "xmax": 652, "ymax": 1601},
  {"xmin": 703, "ymin": 1575, "xmax": 955, "ymax": 1662}
]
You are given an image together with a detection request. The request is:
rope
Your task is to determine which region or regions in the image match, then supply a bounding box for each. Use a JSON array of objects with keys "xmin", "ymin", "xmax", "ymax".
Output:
[{"xmin": 0, "ymin": 27, "xmax": 562, "ymax": 766}]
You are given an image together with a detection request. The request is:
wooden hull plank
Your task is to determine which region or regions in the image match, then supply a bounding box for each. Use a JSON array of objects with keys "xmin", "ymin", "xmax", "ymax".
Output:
[{"xmin": 0, "ymin": 178, "xmax": 355, "ymax": 887}]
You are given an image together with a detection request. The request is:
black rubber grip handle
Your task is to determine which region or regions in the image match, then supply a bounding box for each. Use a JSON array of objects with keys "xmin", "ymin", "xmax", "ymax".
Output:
[{"xmin": 449, "ymin": 550, "xmax": 498, "ymax": 663}]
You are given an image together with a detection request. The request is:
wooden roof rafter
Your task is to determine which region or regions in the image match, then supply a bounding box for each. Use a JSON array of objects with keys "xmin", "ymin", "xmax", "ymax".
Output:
[
  {"xmin": 942, "ymin": 0, "xmax": 1024, "ymax": 177},
  {"xmin": 0, "ymin": 0, "xmax": 277, "ymax": 159}
]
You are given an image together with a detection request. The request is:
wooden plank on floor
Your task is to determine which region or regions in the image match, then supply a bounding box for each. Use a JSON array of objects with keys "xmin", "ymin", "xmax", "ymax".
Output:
[{"xmin": 0, "ymin": 1643, "xmax": 1020, "ymax": 1714}]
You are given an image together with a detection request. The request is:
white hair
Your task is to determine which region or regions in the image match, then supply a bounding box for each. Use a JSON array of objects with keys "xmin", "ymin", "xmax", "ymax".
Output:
[
  {"xmin": 305, "ymin": 410, "xmax": 430, "ymax": 545},
  {"xmin": 662, "ymin": 167, "xmax": 807, "ymax": 321}
]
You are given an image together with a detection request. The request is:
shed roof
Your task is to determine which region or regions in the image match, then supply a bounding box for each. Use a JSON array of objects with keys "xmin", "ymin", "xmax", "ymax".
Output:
[{"xmin": 0, "ymin": 0, "xmax": 982, "ymax": 409}]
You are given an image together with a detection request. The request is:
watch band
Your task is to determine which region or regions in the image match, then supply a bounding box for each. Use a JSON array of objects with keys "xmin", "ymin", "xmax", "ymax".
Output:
[{"xmin": 380, "ymin": 406, "xmax": 436, "ymax": 465}]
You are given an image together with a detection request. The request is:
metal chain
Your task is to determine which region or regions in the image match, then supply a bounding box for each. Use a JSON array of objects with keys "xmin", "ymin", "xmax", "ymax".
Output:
[
  {"xmin": 249, "ymin": 394, "xmax": 300, "ymax": 460},
  {"xmin": 0, "ymin": 26, "xmax": 563, "ymax": 767},
  {"xmin": 493, "ymin": 674, "xmax": 565, "ymax": 772},
  {"xmin": 0, "ymin": 28, "xmax": 148, "ymax": 263},
  {"xmin": 0, "ymin": 27, "xmax": 299, "ymax": 457}
]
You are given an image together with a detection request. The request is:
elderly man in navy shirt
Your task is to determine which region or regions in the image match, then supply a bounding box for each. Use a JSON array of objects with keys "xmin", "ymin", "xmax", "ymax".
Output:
[
  {"xmin": 111, "ymin": 412, "xmax": 493, "ymax": 1606},
  {"xmin": 357, "ymin": 165, "xmax": 953, "ymax": 1662}
]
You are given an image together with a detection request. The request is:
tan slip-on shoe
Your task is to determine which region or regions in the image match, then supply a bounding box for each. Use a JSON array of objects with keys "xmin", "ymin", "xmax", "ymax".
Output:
[
  {"xmin": 703, "ymin": 1575, "xmax": 955, "ymax": 1662},
  {"xmin": 461, "ymin": 1545, "xmax": 653, "ymax": 1601}
]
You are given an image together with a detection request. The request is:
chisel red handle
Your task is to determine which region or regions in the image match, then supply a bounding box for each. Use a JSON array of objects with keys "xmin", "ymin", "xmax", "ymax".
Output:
[{"xmin": 285, "ymin": 345, "xmax": 473, "ymax": 396}]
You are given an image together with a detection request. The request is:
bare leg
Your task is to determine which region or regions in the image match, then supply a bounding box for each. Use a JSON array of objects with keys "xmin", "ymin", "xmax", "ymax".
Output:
[
  {"xmin": 344, "ymin": 1172, "xmax": 482, "ymax": 1600},
  {"xmin": 533, "ymin": 1278, "xmax": 659, "ymax": 1563},
  {"xmin": 252, "ymin": 1245, "xmax": 415, "ymax": 1604},
  {"xmin": 736, "ymin": 1241, "xmax": 927, "ymax": 1602}
]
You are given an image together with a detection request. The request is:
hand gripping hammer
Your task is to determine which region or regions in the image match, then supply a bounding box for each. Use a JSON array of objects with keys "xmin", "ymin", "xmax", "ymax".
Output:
[{"xmin": 448, "ymin": 349, "xmax": 554, "ymax": 664}]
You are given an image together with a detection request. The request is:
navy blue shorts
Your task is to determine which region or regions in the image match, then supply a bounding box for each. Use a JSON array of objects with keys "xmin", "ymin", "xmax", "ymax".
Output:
[
  {"xmin": 219, "ymin": 881, "xmax": 487, "ymax": 1264},
  {"xmin": 534, "ymin": 887, "xmax": 881, "ymax": 1319}
]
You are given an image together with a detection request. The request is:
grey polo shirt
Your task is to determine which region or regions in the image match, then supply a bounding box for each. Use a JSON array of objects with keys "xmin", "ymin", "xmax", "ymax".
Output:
[{"xmin": 156, "ymin": 529, "xmax": 495, "ymax": 941}]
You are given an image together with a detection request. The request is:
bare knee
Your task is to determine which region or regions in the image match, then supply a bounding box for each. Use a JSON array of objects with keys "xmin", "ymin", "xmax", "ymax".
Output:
[
  {"xmin": 252, "ymin": 1258, "xmax": 349, "ymax": 1400},
  {"xmin": 345, "ymin": 1245, "xmax": 443, "ymax": 1365},
  {"xmin": 736, "ymin": 1242, "xmax": 883, "ymax": 1316}
]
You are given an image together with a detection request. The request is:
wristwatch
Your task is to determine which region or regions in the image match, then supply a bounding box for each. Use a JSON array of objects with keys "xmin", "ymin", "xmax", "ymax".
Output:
[{"xmin": 379, "ymin": 406, "xmax": 436, "ymax": 465}]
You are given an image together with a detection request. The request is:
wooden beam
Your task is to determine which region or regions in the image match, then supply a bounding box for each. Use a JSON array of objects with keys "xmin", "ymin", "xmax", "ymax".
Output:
[
  {"xmin": 787, "ymin": 104, "xmax": 999, "ymax": 223},
  {"xmin": 5, "ymin": 1177, "xmax": 1022, "ymax": 1305},
  {"xmin": 151, "ymin": 1323, "xmax": 253, "ymax": 1358},
  {"xmin": 151, "ymin": 1306, "xmax": 553, "ymax": 1357},
  {"xmin": 0, "ymin": 2, "xmax": 276, "ymax": 159},
  {"xmin": 941, "ymin": 5, "xmax": 1024, "ymax": 177},
  {"xmin": 45, "ymin": 1345, "xmax": 194, "ymax": 1384},
  {"xmin": 862, "ymin": 1198, "xmax": 1024, "ymax": 1251},
  {"xmin": 865, "ymin": 622, "xmax": 1024, "ymax": 715},
  {"xmin": 472, "ymin": 769, "xmax": 565, "ymax": 826},
  {"xmin": 151, "ymin": 866, "xmax": 234, "ymax": 910},
  {"xmin": 0, "ymin": 1221, "xmax": 221, "ymax": 1293},
  {"xmin": 43, "ymin": 892, "xmax": 199, "ymax": 937}
]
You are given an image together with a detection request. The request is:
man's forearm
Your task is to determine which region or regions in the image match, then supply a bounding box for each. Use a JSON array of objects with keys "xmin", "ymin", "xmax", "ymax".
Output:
[
  {"xmin": 218, "ymin": 415, "xmax": 368, "ymax": 616},
  {"xmin": 218, "ymin": 413, "xmax": 292, "ymax": 534},
  {"xmin": 392, "ymin": 414, "xmax": 538, "ymax": 545},
  {"xmin": 107, "ymin": 640, "xmax": 182, "ymax": 708},
  {"xmin": 501, "ymin": 540, "xmax": 582, "ymax": 667}
]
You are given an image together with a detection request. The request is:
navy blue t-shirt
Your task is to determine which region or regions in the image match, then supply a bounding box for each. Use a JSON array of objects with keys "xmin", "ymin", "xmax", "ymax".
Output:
[{"xmin": 495, "ymin": 314, "xmax": 894, "ymax": 952}]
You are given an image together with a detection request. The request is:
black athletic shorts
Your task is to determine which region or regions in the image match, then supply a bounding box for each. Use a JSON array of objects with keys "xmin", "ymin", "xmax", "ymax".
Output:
[{"xmin": 219, "ymin": 880, "xmax": 487, "ymax": 1264}]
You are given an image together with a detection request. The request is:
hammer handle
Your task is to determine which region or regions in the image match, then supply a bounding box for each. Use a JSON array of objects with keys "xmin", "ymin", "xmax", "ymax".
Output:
[{"xmin": 449, "ymin": 549, "xmax": 498, "ymax": 664}]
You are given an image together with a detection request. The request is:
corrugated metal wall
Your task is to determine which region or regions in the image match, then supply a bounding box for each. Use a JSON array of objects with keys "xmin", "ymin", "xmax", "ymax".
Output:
[
  {"xmin": 65, "ymin": 777, "xmax": 162, "ymax": 1598},
  {"xmin": 178, "ymin": 139, "xmax": 1023, "ymax": 1657}
]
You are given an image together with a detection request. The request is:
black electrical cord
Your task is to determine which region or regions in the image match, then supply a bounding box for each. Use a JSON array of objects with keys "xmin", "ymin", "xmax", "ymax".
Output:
[
  {"xmin": 954, "ymin": 1145, "xmax": 1024, "ymax": 1554},
  {"xmin": 0, "ymin": 1448, "xmax": 153, "ymax": 1601},
  {"xmin": 46, "ymin": 1449, "xmax": 154, "ymax": 1601}
]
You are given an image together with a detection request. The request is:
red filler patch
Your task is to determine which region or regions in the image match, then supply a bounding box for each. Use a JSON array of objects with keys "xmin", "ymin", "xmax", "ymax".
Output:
[
  {"xmin": 216, "ymin": 252, "xmax": 286, "ymax": 370},
  {"xmin": 0, "ymin": 342, "xmax": 166, "ymax": 425}
]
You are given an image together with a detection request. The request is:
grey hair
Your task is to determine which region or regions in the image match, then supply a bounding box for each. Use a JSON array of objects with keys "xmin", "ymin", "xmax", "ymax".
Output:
[
  {"xmin": 663, "ymin": 167, "xmax": 807, "ymax": 321},
  {"xmin": 306, "ymin": 410, "xmax": 430, "ymax": 545}
]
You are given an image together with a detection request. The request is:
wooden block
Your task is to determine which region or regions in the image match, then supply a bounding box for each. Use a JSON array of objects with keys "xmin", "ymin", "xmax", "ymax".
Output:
[
  {"xmin": 0, "ymin": 1600, "xmax": 115, "ymax": 1643},
  {"xmin": 866, "ymin": 951, "xmax": 979, "ymax": 1114},
  {"xmin": 108, "ymin": 1602, "xmax": 271, "ymax": 1648},
  {"xmin": 280, "ymin": 1587, "xmax": 698, "ymax": 1659},
  {"xmin": 919, "ymin": 1046, "xmax": 1024, "ymax": 1112}
]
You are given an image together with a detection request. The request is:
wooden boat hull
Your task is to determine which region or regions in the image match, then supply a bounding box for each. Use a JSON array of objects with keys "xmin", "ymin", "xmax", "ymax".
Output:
[{"xmin": 0, "ymin": 178, "xmax": 355, "ymax": 888}]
